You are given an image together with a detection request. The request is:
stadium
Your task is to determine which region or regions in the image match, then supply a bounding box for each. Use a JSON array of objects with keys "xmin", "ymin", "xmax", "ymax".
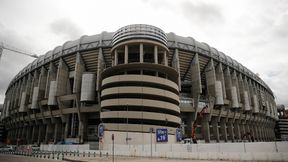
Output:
[{"xmin": 0, "ymin": 24, "xmax": 278, "ymax": 147}]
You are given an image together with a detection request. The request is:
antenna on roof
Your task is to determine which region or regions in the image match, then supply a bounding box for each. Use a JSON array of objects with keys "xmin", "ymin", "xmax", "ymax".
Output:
[{"xmin": 0, "ymin": 42, "xmax": 38, "ymax": 62}]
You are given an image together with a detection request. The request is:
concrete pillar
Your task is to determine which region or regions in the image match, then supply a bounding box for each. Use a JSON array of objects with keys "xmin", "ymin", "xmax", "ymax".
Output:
[
  {"xmin": 205, "ymin": 59, "xmax": 216, "ymax": 97},
  {"xmin": 186, "ymin": 113, "xmax": 193, "ymax": 138},
  {"xmin": 54, "ymin": 122, "xmax": 62, "ymax": 143},
  {"xmin": 73, "ymin": 53, "xmax": 85, "ymax": 93},
  {"xmin": 45, "ymin": 63, "xmax": 56, "ymax": 99},
  {"xmin": 45, "ymin": 124, "xmax": 53, "ymax": 143},
  {"xmin": 31, "ymin": 125, "xmax": 38, "ymax": 144},
  {"xmin": 140, "ymin": 43, "xmax": 143, "ymax": 63},
  {"xmin": 124, "ymin": 45, "xmax": 128, "ymax": 64},
  {"xmin": 201, "ymin": 115, "xmax": 210, "ymax": 143},
  {"xmin": 216, "ymin": 63, "xmax": 226, "ymax": 100},
  {"xmin": 245, "ymin": 123, "xmax": 251, "ymax": 142},
  {"xmin": 164, "ymin": 51, "xmax": 168, "ymax": 66},
  {"xmin": 240, "ymin": 121, "xmax": 246, "ymax": 141},
  {"xmin": 258, "ymin": 124, "xmax": 263, "ymax": 141},
  {"xmin": 253, "ymin": 124, "xmax": 258, "ymax": 141},
  {"xmin": 154, "ymin": 46, "xmax": 158, "ymax": 64},
  {"xmin": 114, "ymin": 50, "xmax": 118, "ymax": 65},
  {"xmin": 220, "ymin": 118, "xmax": 228, "ymax": 142},
  {"xmin": 211, "ymin": 117, "xmax": 220, "ymax": 142},
  {"xmin": 234, "ymin": 120, "xmax": 241, "ymax": 141},
  {"xmin": 227, "ymin": 119, "xmax": 235, "ymax": 142},
  {"xmin": 172, "ymin": 49, "xmax": 181, "ymax": 90}
]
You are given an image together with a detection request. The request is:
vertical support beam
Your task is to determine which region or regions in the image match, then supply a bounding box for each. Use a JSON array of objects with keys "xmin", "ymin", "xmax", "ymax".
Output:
[
  {"xmin": 124, "ymin": 45, "xmax": 128, "ymax": 64},
  {"xmin": 216, "ymin": 63, "xmax": 226, "ymax": 99},
  {"xmin": 164, "ymin": 51, "xmax": 168, "ymax": 66},
  {"xmin": 97, "ymin": 48, "xmax": 105, "ymax": 103},
  {"xmin": 205, "ymin": 59, "xmax": 217, "ymax": 120},
  {"xmin": 231, "ymin": 70, "xmax": 241, "ymax": 105},
  {"xmin": 154, "ymin": 46, "xmax": 158, "ymax": 64},
  {"xmin": 211, "ymin": 117, "xmax": 220, "ymax": 142},
  {"xmin": 234, "ymin": 119, "xmax": 241, "ymax": 141},
  {"xmin": 186, "ymin": 53, "xmax": 202, "ymax": 138},
  {"xmin": 73, "ymin": 53, "xmax": 85, "ymax": 94},
  {"xmin": 114, "ymin": 49, "xmax": 118, "ymax": 66},
  {"xmin": 220, "ymin": 118, "xmax": 228, "ymax": 142},
  {"xmin": 201, "ymin": 114, "xmax": 210, "ymax": 143},
  {"xmin": 45, "ymin": 63, "xmax": 56, "ymax": 99},
  {"xmin": 227, "ymin": 118, "xmax": 235, "ymax": 142},
  {"xmin": 55, "ymin": 58, "xmax": 69, "ymax": 97},
  {"xmin": 172, "ymin": 49, "xmax": 181, "ymax": 91},
  {"xmin": 191, "ymin": 53, "xmax": 202, "ymax": 115},
  {"xmin": 140, "ymin": 43, "xmax": 143, "ymax": 63}
]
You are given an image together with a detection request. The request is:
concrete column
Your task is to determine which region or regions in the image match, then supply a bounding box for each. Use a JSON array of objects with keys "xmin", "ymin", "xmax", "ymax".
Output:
[
  {"xmin": 211, "ymin": 117, "xmax": 220, "ymax": 142},
  {"xmin": 37, "ymin": 125, "xmax": 43, "ymax": 144},
  {"xmin": 114, "ymin": 50, "xmax": 118, "ymax": 65},
  {"xmin": 227, "ymin": 119, "xmax": 235, "ymax": 142},
  {"xmin": 124, "ymin": 45, "xmax": 128, "ymax": 64},
  {"xmin": 253, "ymin": 124, "xmax": 259, "ymax": 141},
  {"xmin": 172, "ymin": 49, "xmax": 181, "ymax": 90},
  {"xmin": 201, "ymin": 115, "xmax": 210, "ymax": 143},
  {"xmin": 164, "ymin": 51, "xmax": 168, "ymax": 66},
  {"xmin": 205, "ymin": 59, "xmax": 216, "ymax": 97},
  {"xmin": 140, "ymin": 43, "xmax": 143, "ymax": 63},
  {"xmin": 54, "ymin": 122, "xmax": 62, "ymax": 143},
  {"xmin": 73, "ymin": 53, "xmax": 85, "ymax": 93},
  {"xmin": 257, "ymin": 123, "xmax": 263, "ymax": 141},
  {"xmin": 154, "ymin": 46, "xmax": 158, "ymax": 64},
  {"xmin": 45, "ymin": 63, "xmax": 56, "ymax": 99},
  {"xmin": 240, "ymin": 121, "xmax": 246, "ymax": 141},
  {"xmin": 220, "ymin": 118, "xmax": 228, "ymax": 142},
  {"xmin": 45, "ymin": 124, "xmax": 53, "ymax": 143},
  {"xmin": 216, "ymin": 63, "xmax": 226, "ymax": 100},
  {"xmin": 234, "ymin": 120, "xmax": 241, "ymax": 141},
  {"xmin": 186, "ymin": 113, "xmax": 193, "ymax": 138},
  {"xmin": 245, "ymin": 123, "xmax": 251, "ymax": 141},
  {"xmin": 64, "ymin": 115, "xmax": 70, "ymax": 139},
  {"xmin": 31, "ymin": 125, "xmax": 38, "ymax": 144}
]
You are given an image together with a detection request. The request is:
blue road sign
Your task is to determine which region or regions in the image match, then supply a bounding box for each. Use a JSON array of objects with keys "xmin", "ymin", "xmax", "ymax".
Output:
[
  {"xmin": 156, "ymin": 128, "xmax": 168, "ymax": 142},
  {"xmin": 98, "ymin": 123, "xmax": 104, "ymax": 138},
  {"xmin": 176, "ymin": 128, "xmax": 182, "ymax": 142}
]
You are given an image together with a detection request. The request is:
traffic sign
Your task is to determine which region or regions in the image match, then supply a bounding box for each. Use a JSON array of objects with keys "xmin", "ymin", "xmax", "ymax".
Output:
[
  {"xmin": 156, "ymin": 128, "xmax": 168, "ymax": 142},
  {"xmin": 98, "ymin": 123, "xmax": 104, "ymax": 138},
  {"xmin": 176, "ymin": 128, "xmax": 182, "ymax": 142}
]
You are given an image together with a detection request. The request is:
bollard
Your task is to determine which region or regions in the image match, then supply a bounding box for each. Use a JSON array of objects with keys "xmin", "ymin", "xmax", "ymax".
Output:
[
  {"xmin": 59, "ymin": 153, "xmax": 63, "ymax": 160},
  {"xmin": 83, "ymin": 151, "xmax": 85, "ymax": 157},
  {"xmin": 100, "ymin": 151, "xmax": 102, "ymax": 157},
  {"xmin": 94, "ymin": 152, "xmax": 96, "ymax": 157},
  {"xmin": 88, "ymin": 152, "xmax": 90, "ymax": 157},
  {"xmin": 106, "ymin": 152, "xmax": 108, "ymax": 157}
]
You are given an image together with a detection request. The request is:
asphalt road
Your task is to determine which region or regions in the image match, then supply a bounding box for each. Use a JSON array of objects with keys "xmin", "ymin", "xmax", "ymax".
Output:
[
  {"xmin": 0, "ymin": 154, "xmax": 236, "ymax": 162},
  {"xmin": 0, "ymin": 154, "xmax": 65, "ymax": 162}
]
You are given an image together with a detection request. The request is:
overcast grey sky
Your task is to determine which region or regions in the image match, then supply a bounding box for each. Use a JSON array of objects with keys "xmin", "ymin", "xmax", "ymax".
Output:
[{"xmin": 0, "ymin": 0, "xmax": 287, "ymax": 106}]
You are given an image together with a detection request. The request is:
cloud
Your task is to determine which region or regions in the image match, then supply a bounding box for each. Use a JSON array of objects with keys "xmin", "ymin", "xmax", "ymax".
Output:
[
  {"xmin": 273, "ymin": 13, "xmax": 288, "ymax": 39},
  {"xmin": 0, "ymin": 23, "xmax": 35, "ymax": 103},
  {"xmin": 50, "ymin": 18, "xmax": 83, "ymax": 40},
  {"xmin": 181, "ymin": 1, "xmax": 224, "ymax": 24}
]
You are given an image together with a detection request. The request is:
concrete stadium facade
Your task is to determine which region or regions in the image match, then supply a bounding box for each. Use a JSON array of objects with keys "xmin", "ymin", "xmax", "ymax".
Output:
[{"xmin": 0, "ymin": 24, "xmax": 278, "ymax": 146}]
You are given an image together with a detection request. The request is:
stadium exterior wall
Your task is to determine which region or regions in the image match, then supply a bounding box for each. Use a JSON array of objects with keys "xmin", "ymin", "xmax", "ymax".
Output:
[{"xmin": 0, "ymin": 24, "xmax": 277, "ymax": 146}]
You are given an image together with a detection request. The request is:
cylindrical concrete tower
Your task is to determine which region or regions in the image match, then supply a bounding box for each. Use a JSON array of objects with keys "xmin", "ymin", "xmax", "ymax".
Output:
[{"xmin": 100, "ymin": 24, "xmax": 180, "ymax": 145}]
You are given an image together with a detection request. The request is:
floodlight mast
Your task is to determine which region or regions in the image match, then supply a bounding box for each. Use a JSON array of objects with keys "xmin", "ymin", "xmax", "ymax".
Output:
[{"xmin": 0, "ymin": 42, "xmax": 38, "ymax": 62}]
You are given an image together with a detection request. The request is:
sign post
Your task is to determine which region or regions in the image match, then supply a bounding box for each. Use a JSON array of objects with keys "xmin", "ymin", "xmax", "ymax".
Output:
[
  {"xmin": 149, "ymin": 128, "xmax": 154, "ymax": 157},
  {"xmin": 112, "ymin": 134, "xmax": 114, "ymax": 162},
  {"xmin": 98, "ymin": 123, "xmax": 104, "ymax": 150}
]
